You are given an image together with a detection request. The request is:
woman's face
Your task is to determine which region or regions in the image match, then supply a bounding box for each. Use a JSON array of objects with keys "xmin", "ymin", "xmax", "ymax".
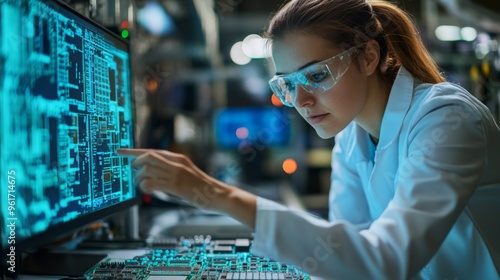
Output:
[{"xmin": 271, "ymin": 33, "xmax": 372, "ymax": 139}]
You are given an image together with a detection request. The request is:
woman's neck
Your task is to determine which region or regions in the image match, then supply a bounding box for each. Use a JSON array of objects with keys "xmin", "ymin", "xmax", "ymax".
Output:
[{"xmin": 355, "ymin": 73, "xmax": 391, "ymax": 142}]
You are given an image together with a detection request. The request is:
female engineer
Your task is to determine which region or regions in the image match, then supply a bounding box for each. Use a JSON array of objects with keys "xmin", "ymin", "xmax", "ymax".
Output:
[{"xmin": 118, "ymin": 0, "xmax": 500, "ymax": 278}]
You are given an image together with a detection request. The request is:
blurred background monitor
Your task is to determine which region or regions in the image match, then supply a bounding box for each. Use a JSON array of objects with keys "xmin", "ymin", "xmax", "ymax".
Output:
[{"xmin": 214, "ymin": 107, "xmax": 291, "ymax": 149}]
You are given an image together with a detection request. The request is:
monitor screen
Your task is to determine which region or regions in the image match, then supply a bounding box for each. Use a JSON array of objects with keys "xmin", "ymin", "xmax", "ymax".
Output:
[
  {"xmin": 0, "ymin": 0, "xmax": 137, "ymax": 260},
  {"xmin": 214, "ymin": 107, "xmax": 291, "ymax": 149}
]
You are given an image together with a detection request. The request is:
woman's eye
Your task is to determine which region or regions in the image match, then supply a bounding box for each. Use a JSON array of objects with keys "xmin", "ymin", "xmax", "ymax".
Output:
[
  {"xmin": 285, "ymin": 80, "xmax": 295, "ymax": 90},
  {"xmin": 308, "ymin": 71, "xmax": 328, "ymax": 83},
  {"xmin": 278, "ymin": 79, "xmax": 293, "ymax": 90}
]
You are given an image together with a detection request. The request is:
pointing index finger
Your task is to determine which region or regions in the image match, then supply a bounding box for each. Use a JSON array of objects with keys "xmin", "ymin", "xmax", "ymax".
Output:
[{"xmin": 116, "ymin": 148, "xmax": 151, "ymax": 157}]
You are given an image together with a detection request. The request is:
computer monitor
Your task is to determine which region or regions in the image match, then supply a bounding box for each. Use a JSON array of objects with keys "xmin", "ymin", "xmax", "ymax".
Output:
[{"xmin": 0, "ymin": 0, "xmax": 138, "ymax": 276}]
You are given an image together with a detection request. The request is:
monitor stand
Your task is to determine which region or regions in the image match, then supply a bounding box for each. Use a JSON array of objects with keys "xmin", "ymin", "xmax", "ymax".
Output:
[{"xmin": 21, "ymin": 250, "xmax": 107, "ymax": 277}]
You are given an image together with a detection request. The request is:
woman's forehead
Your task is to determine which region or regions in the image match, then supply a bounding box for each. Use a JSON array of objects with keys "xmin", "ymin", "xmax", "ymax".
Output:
[{"xmin": 271, "ymin": 34, "xmax": 340, "ymax": 74}]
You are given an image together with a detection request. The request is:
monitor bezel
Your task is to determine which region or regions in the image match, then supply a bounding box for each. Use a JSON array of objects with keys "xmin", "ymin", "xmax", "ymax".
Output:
[{"xmin": 1, "ymin": 0, "xmax": 140, "ymax": 253}]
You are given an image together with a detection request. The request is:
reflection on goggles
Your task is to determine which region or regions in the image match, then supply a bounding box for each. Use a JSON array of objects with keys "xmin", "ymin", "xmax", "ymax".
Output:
[{"xmin": 269, "ymin": 46, "xmax": 361, "ymax": 107}]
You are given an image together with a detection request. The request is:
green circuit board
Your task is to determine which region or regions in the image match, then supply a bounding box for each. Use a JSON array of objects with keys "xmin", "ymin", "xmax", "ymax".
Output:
[{"xmin": 84, "ymin": 236, "xmax": 311, "ymax": 280}]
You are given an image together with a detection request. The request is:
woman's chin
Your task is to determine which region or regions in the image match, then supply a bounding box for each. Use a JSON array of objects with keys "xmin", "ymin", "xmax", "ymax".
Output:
[{"xmin": 314, "ymin": 128, "xmax": 336, "ymax": 139}]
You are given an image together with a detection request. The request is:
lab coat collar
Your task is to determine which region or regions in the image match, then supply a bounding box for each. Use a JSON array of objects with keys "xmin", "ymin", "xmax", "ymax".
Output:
[{"xmin": 378, "ymin": 66, "xmax": 415, "ymax": 150}]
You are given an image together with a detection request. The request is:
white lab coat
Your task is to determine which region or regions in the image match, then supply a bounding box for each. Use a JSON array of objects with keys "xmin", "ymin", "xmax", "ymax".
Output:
[{"xmin": 251, "ymin": 67, "xmax": 500, "ymax": 279}]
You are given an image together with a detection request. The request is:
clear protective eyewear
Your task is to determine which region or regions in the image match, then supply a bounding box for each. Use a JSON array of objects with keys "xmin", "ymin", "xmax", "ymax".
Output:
[{"xmin": 268, "ymin": 45, "xmax": 361, "ymax": 107}]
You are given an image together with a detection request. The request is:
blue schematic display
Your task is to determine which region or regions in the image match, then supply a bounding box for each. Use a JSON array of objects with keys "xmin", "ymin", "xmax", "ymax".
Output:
[{"xmin": 0, "ymin": 0, "xmax": 135, "ymax": 246}]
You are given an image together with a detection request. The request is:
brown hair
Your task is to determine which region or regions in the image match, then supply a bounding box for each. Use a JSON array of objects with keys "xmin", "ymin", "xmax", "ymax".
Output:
[{"xmin": 264, "ymin": 0, "xmax": 445, "ymax": 84}]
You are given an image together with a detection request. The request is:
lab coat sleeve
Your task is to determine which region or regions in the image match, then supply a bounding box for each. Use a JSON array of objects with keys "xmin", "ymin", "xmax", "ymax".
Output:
[
  {"xmin": 329, "ymin": 129, "xmax": 372, "ymax": 228},
  {"xmin": 251, "ymin": 101, "xmax": 486, "ymax": 279}
]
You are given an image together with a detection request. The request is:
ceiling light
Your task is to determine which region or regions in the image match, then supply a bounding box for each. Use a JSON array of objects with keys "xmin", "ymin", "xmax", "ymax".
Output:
[
  {"xmin": 435, "ymin": 25, "xmax": 461, "ymax": 41},
  {"xmin": 242, "ymin": 34, "xmax": 271, "ymax": 59},
  {"xmin": 461, "ymin": 27, "xmax": 477, "ymax": 42},
  {"xmin": 230, "ymin": 41, "xmax": 251, "ymax": 65},
  {"xmin": 137, "ymin": 2, "xmax": 174, "ymax": 36}
]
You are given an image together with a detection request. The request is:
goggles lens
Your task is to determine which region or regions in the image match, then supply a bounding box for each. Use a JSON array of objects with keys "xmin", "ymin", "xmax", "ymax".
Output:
[{"xmin": 269, "ymin": 46, "xmax": 360, "ymax": 107}]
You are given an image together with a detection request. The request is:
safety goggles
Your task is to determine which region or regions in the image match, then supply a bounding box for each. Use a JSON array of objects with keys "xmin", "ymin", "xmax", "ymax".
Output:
[{"xmin": 268, "ymin": 46, "xmax": 361, "ymax": 107}]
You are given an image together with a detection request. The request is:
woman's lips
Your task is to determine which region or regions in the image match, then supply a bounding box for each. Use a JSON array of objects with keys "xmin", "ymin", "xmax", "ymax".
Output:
[{"xmin": 307, "ymin": 113, "xmax": 328, "ymax": 125}]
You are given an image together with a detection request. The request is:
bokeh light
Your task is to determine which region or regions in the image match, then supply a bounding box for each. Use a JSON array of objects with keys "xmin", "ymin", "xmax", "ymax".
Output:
[{"xmin": 282, "ymin": 158, "xmax": 298, "ymax": 174}]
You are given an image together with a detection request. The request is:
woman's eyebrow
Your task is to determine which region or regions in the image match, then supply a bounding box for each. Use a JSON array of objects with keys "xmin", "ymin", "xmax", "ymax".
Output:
[{"xmin": 275, "ymin": 60, "xmax": 320, "ymax": 75}]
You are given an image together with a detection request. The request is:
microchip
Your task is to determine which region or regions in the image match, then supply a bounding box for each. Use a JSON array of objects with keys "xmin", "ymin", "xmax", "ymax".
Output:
[
  {"xmin": 212, "ymin": 260, "xmax": 227, "ymax": 266},
  {"xmin": 150, "ymin": 266, "xmax": 191, "ymax": 275},
  {"xmin": 215, "ymin": 239, "xmax": 236, "ymax": 245},
  {"xmin": 169, "ymin": 259, "xmax": 191, "ymax": 265},
  {"xmin": 125, "ymin": 265, "xmax": 147, "ymax": 269},
  {"xmin": 213, "ymin": 245, "xmax": 233, "ymax": 253}
]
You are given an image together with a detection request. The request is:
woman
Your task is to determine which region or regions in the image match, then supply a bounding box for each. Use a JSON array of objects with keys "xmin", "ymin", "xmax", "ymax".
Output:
[{"xmin": 118, "ymin": 0, "xmax": 500, "ymax": 278}]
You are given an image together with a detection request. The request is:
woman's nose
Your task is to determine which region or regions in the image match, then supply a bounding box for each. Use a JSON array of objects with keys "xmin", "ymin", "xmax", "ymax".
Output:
[{"xmin": 293, "ymin": 84, "xmax": 315, "ymax": 108}]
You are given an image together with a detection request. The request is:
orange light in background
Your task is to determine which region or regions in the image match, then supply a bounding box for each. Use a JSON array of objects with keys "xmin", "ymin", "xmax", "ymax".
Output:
[
  {"xmin": 236, "ymin": 127, "xmax": 249, "ymax": 139},
  {"xmin": 271, "ymin": 94, "xmax": 283, "ymax": 107},
  {"xmin": 470, "ymin": 65, "xmax": 479, "ymax": 81},
  {"xmin": 282, "ymin": 158, "xmax": 297, "ymax": 174},
  {"xmin": 482, "ymin": 61, "xmax": 490, "ymax": 76},
  {"xmin": 146, "ymin": 78, "xmax": 159, "ymax": 92}
]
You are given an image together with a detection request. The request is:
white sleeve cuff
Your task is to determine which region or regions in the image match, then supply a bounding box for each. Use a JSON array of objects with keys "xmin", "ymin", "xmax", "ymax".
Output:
[{"xmin": 251, "ymin": 196, "xmax": 288, "ymax": 259}]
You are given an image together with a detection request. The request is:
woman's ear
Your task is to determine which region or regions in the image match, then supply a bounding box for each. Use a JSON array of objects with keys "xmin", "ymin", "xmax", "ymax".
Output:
[{"xmin": 361, "ymin": 40, "xmax": 380, "ymax": 76}]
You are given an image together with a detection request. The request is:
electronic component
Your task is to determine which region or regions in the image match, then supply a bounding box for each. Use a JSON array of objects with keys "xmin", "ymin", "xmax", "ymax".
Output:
[{"xmin": 85, "ymin": 236, "xmax": 311, "ymax": 280}]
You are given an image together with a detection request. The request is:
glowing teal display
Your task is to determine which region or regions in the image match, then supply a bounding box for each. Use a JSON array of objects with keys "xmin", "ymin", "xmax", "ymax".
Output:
[{"xmin": 0, "ymin": 0, "xmax": 135, "ymax": 247}]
